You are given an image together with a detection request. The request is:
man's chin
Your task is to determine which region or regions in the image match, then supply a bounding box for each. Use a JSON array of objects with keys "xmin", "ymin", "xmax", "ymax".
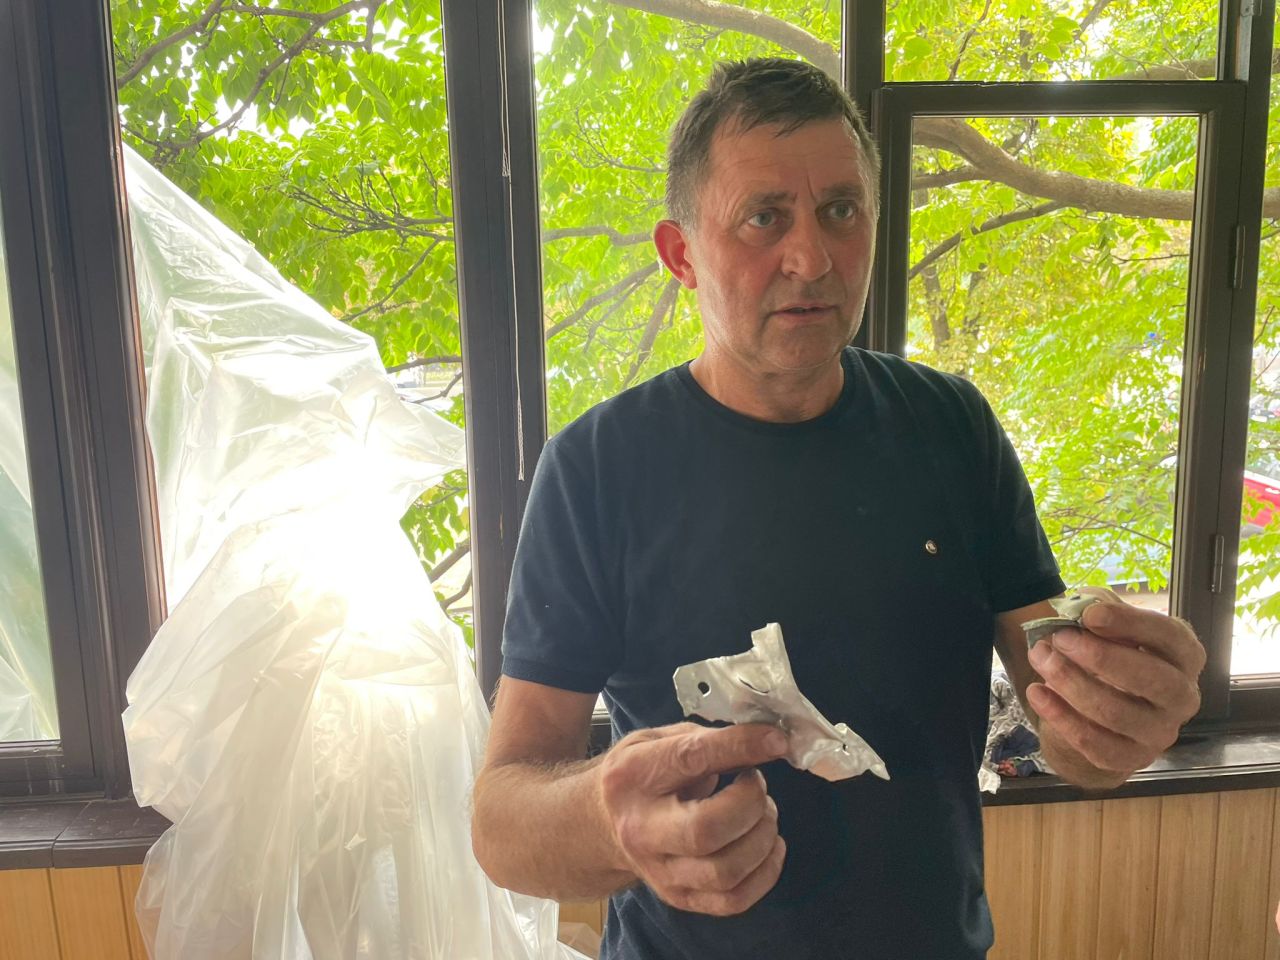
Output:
[{"xmin": 761, "ymin": 329, "xmax": 854, "ymax": 374}]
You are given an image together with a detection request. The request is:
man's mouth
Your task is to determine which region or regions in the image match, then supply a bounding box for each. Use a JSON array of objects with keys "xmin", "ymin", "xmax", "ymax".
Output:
[{"xmin": 775, "ymin": 303, "xmax": 834, "ymax": 317}]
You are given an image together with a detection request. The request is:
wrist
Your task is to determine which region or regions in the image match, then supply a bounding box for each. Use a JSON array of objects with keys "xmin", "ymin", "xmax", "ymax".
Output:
[{"xmin": 591, "ymin": 757, "xmax": 638, "ymax": 879}]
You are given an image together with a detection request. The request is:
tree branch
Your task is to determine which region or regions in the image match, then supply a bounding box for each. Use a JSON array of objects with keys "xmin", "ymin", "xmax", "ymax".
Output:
[
  {"xmin": 440, "ymin": 572, "xmax": 473, "ymax": 611},
  {"xmin": 921, "ymin": 262, "xmax": 951, "ymax": 348},
  {"xmin": 429, "ymin": 539, "xmax": 470, "ymax": 582},
  {"xmin": 542, "ymin": 225, "xmax": 651, "ymax": 246},
  {"xmin": 912, "ymin": 166, "xmax": 984, "ymax": 191},
  {"xmin": 545, "ymin": 261, "xmax": 662, "ymax": 339},
  {"xmin": 909, "ymin": 201, "xmax": 1065, "ymax": 281},
  {"xmin": 1076, "ymin": 0, "xmax": 1116, "ymax": 38},
  {"xmin": 289, "ymin": 175, "xmax": 453, "ymax": 241},
  {"xmin": 115, "ymin": 0, "xmax": 228, "ymax": 89},
  {"xmin": 142, "ymin": 0, "xmax": 381, "ymax": 155},
  {"xmin": 606, "ymin": 0, "xmax": 839, "ymax": 76},
  {"xmin": 624, "ymin": 276, "xmax": 681, "ymax": 386},
  {"xmin": 610, "ymin": 0, "xmax": 1280, "ymax": 219},
  {"xmin": 947, "ymin": 0, "xmax": 993, "ymax": 81},
  {"xmin": 385, "ymin": 354, "xmax": 462, "ymax": 374},
  {"xmin": 915, "ymin": 116, "xmax": 1280, "ymax": 219},
  {"xmin": 341, "ymin": 242, "xmax": 438, "ymax": 323}
]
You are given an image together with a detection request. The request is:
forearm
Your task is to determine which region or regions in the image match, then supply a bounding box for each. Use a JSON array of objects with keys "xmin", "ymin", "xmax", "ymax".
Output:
[{"xmin": 472, "ymin": 754, "xmax": 636, "ymax": 901}]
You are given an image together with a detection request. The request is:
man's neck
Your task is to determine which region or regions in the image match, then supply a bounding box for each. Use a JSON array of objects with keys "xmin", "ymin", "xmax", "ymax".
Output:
[{"xmin": 688, "ymin": 352, "xmax": 846, "ymax": 423}]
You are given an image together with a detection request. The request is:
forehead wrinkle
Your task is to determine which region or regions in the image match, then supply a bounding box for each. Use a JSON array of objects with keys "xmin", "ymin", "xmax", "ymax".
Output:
[{"xmin": 700, "ymin": 119, "xmax": 872, "ymax": 226}]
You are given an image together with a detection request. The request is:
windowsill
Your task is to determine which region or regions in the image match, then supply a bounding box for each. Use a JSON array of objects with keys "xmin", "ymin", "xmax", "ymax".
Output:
[
  {"xmin": 1, "ymin": 725, "xmax": 1276, "ymax": 871},
  {"xmin": 982, "ymin": 724, "xmax": 1280, "ymax": 805},
  {"xmin": 0, "ymin": 798, "xmax": 170, "ymax": 870}
]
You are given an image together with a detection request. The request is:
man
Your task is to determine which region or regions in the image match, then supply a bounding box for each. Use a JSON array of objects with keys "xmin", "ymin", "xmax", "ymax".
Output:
[{"xmin": 472, "ymin": 58, "xmax": 1204, "ymax": 958}]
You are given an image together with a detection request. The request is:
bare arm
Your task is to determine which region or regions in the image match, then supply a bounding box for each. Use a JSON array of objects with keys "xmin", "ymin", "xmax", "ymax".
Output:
[
  {"xmin": 471, "ymin": 678, "xmax": 631, "ymax": 900},
  {"xmin": 994, "ymin": 591, "xmax": 1204, "ymax": 790},
  {"xmin": 471, "ymin": 676, "xmax": 791, "ymax": 913}
]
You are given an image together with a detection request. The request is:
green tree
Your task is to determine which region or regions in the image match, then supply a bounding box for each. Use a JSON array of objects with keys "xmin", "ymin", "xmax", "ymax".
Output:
[{"xmin": 110, "ymin": 0, "xmax": 1280, "ymax": 650}]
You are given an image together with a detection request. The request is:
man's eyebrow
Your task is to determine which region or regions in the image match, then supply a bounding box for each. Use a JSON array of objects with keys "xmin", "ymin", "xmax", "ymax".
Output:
[
  {"xmin": 820, "ymin": 181, "xmax": 866, "ymax": 201},
  {"xmin": 739, "ymin": 189, "xmax": 795, "ymax": 209}
]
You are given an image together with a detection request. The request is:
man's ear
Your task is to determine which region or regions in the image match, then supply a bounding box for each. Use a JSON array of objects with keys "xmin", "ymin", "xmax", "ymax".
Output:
[{"xmin": 654, "ymin": 219, "xmax": 697, "ymax": 289}]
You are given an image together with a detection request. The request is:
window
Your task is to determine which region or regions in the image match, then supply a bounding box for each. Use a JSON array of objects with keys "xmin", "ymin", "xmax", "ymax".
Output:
[
  {"xmin": 885, "ymin": 0, "xmax": 1219, "ymax": 82},
  {"xmin": 0, "ymin": 184, "xmax": 57, "ymax": 743},
  {"xmin": 870, "ymin": 33, "xmax": 1272, "ymax": 720},
  {"xmin": 110, "ymin": 0, "xmax": 473, "ymax": 634},
  {"xmin": 1234, "ymin": 53, "xmax": 1280, "ymax": 678},
  {"xmin": 906, "ymin": 114, "xmax": 1200, "ymax": 615},
  {"xmin": 0, "ymin": 2, "xmax": 161, "ymax": 796}
]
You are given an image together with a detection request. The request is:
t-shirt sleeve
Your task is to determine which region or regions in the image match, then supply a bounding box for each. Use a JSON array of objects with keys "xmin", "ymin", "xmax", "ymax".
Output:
[
  {"xmin": 969, "ymin": 387, "xmax": 1065, "ymax": 612},
  {"xmin": 500, "ymin": 435, "xmax": 623, "ymax": 693}
]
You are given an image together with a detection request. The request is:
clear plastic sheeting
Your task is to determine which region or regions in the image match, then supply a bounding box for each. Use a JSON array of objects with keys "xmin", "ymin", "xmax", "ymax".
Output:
[
  {"xmin": 0, "ymin": 216, "xmax": 57, "ymax": 743},
  {"xmin": 120, "ymin": 145, "xmax": 582, "ymax": 960}
]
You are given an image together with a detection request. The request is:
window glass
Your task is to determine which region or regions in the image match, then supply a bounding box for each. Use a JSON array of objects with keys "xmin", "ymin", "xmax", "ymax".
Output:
[
  {"xmin": 887, "ymin": 0, "xmax": 1217, "ymax": 82},
  {"xmin": 908, "ymin": 115, "xmax": 1199, "ymax": 615},
  {"xmin": 532, "ymin": 0, "xmax": 842, "ymax": 434},
  {"xmin": 0, "ymin": 190, "xmax": 58, "ymax": 742},
  {"xmin": 111, "ymin": 1, "xmax": 471, "ymax": 633},
  {"xmin": 1233, "ymin": 63, "xmax": 1280, "ymax": 677}
]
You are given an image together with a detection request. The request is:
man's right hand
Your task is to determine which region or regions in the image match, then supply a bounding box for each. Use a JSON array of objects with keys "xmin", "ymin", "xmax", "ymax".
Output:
[{"xmin": 596, "ymin": 722, "xmax": 789, "ymax": 916}]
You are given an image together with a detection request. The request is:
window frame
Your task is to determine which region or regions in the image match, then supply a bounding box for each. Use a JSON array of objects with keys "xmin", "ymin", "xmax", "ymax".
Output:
[
  {"xmin": 861, "ymin": 0, "xmax": 1278, "ymax": 725},
  {"xmin": 0, "ymin": 0, "xmax": 164, "ymax": 798}
]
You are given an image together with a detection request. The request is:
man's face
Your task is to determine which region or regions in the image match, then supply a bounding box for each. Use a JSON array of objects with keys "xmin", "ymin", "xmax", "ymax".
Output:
[{"xmin": 677, "ymin": 117, "xmax": 877, "ymax": 377}]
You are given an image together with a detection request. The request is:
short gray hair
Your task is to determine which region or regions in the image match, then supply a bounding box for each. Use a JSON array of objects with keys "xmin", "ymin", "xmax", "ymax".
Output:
[{"xmin": 665, "ymin": 57, "xmax": 881, "ymax": 228}]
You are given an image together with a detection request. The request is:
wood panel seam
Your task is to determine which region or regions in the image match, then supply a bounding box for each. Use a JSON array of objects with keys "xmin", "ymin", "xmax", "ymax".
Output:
[{"xmin": 44, "ymin": 867, "xmax": 65, "ymax": 960}]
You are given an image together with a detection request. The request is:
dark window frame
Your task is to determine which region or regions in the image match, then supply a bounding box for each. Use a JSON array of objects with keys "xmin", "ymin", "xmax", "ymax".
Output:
[
  {"xmin": 0, "ymin": 0, "xmax": 1273, "ymax": 814},
  {"xmin": 0, "ymin": 0, "xmax": 163, "ymax": 799},
  {"xmin": 865, "ymin": 1, "xmax": 1278, "ymax": 726}
]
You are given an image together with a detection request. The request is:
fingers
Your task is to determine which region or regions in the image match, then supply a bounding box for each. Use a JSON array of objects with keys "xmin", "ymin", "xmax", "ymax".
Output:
[
  {"xmin": 1026, "ymin": 682, "xmax": 1154, "ymax": 773},
  {"xmin": 675, "ymin": 835, "xmax": 787, "ymax": 917},
  {"xmin": 1037, "ymin": 628, "xmax": 1201, "ymax": 717},
  {"xmin": 1078, "ymin": 597, "xmax": 1206, "ymax": 678},
  {"xmin": 660, "ymin": 789, "xmax": 780, "ymax": 893},
  {"xmin": 598, "ymin": 724, "xmax": 789, "ymax": 916},
  {"xmin": 674, "ymin": 769, "xmax": 771, "ymax": 857},
  {"xmin": 1026, "ymin": 595, "xmax": 1205, "ymax": 779},
  {"xmin": 621, "ymin": 723, "xmax": 788, "ymax": 796}
]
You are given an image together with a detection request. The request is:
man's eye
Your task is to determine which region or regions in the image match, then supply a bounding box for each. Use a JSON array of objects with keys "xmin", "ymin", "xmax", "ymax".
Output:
[
  {"xmin": 826, "ymin": 200, "xmax": 857, "ymax": 220},
  {"xmin": 747, "ymin": 210, "xmax": 777, "ymax": 228}
]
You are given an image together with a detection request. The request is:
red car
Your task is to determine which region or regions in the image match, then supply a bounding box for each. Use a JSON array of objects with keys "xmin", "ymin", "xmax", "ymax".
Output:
[{"xmin": 1243, "ymin": 470, "xmax": 1280, "ymax": 532}]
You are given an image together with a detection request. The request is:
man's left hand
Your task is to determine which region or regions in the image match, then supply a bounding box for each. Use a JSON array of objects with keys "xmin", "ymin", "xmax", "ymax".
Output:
[{"xmin": 1025, "ymin": 591, "xmax": 1206, "ymax": 778}]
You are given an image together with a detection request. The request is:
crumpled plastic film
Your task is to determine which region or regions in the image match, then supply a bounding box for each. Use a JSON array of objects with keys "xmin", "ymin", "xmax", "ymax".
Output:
[
  {"xmin": 0, "ymin": 230, "xmax": 57, "ymax": 742},
  {"xmin": 120, "ymin": 145, "xmax": 583, "ymax": 960}
]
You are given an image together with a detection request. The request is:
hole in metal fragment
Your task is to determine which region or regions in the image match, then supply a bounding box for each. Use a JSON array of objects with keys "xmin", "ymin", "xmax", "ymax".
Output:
[{"xmin": 697, "ymin": 681, "xmax": 711, "ymax": 696}]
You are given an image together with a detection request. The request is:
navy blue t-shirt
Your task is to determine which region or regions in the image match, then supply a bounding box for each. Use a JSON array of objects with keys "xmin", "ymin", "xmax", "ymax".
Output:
[{"xmin": 502, "ymin": 347, "xmax": 1063, "ymax": 959}]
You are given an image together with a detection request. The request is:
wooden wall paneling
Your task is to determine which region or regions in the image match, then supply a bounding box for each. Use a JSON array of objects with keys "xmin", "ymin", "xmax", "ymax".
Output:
[
  {"xmin": 984, "ymin": 803, "xmax": 1043, "ymax": 960},
  {"xmin": 47, "ymin": 866, "xmax": 133, "ymax": 960},
  {"xmin": 1208, "ymin": 788, "xmax": 1275, "ymax": 960},
  {"xmin": 1267, "ymin": 789, "xmax": 1279, "ymax": 960},
  {"xmin": 1154, "ymin": 792, "xmax": 1220, "ymax": 960},
  {"xmin": 1037, "ymin": 799, "xmax": 1103, "ymax": 960},
  {"xmin": 1095, "ymin": 795, "xmax": 1161, "ymax": 960},
  {"xmin": 0, "ymin": 868, "xmax": 62, "ymax": 960},
  {"xmin": 119, "ymin": 865, "xmax": 148, "ymax": 960}
]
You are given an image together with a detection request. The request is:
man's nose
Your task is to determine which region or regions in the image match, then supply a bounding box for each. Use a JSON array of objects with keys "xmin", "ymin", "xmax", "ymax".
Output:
[{"xmin": 779, "ymin": 215, "xmax": 832, "ymax": 282}]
